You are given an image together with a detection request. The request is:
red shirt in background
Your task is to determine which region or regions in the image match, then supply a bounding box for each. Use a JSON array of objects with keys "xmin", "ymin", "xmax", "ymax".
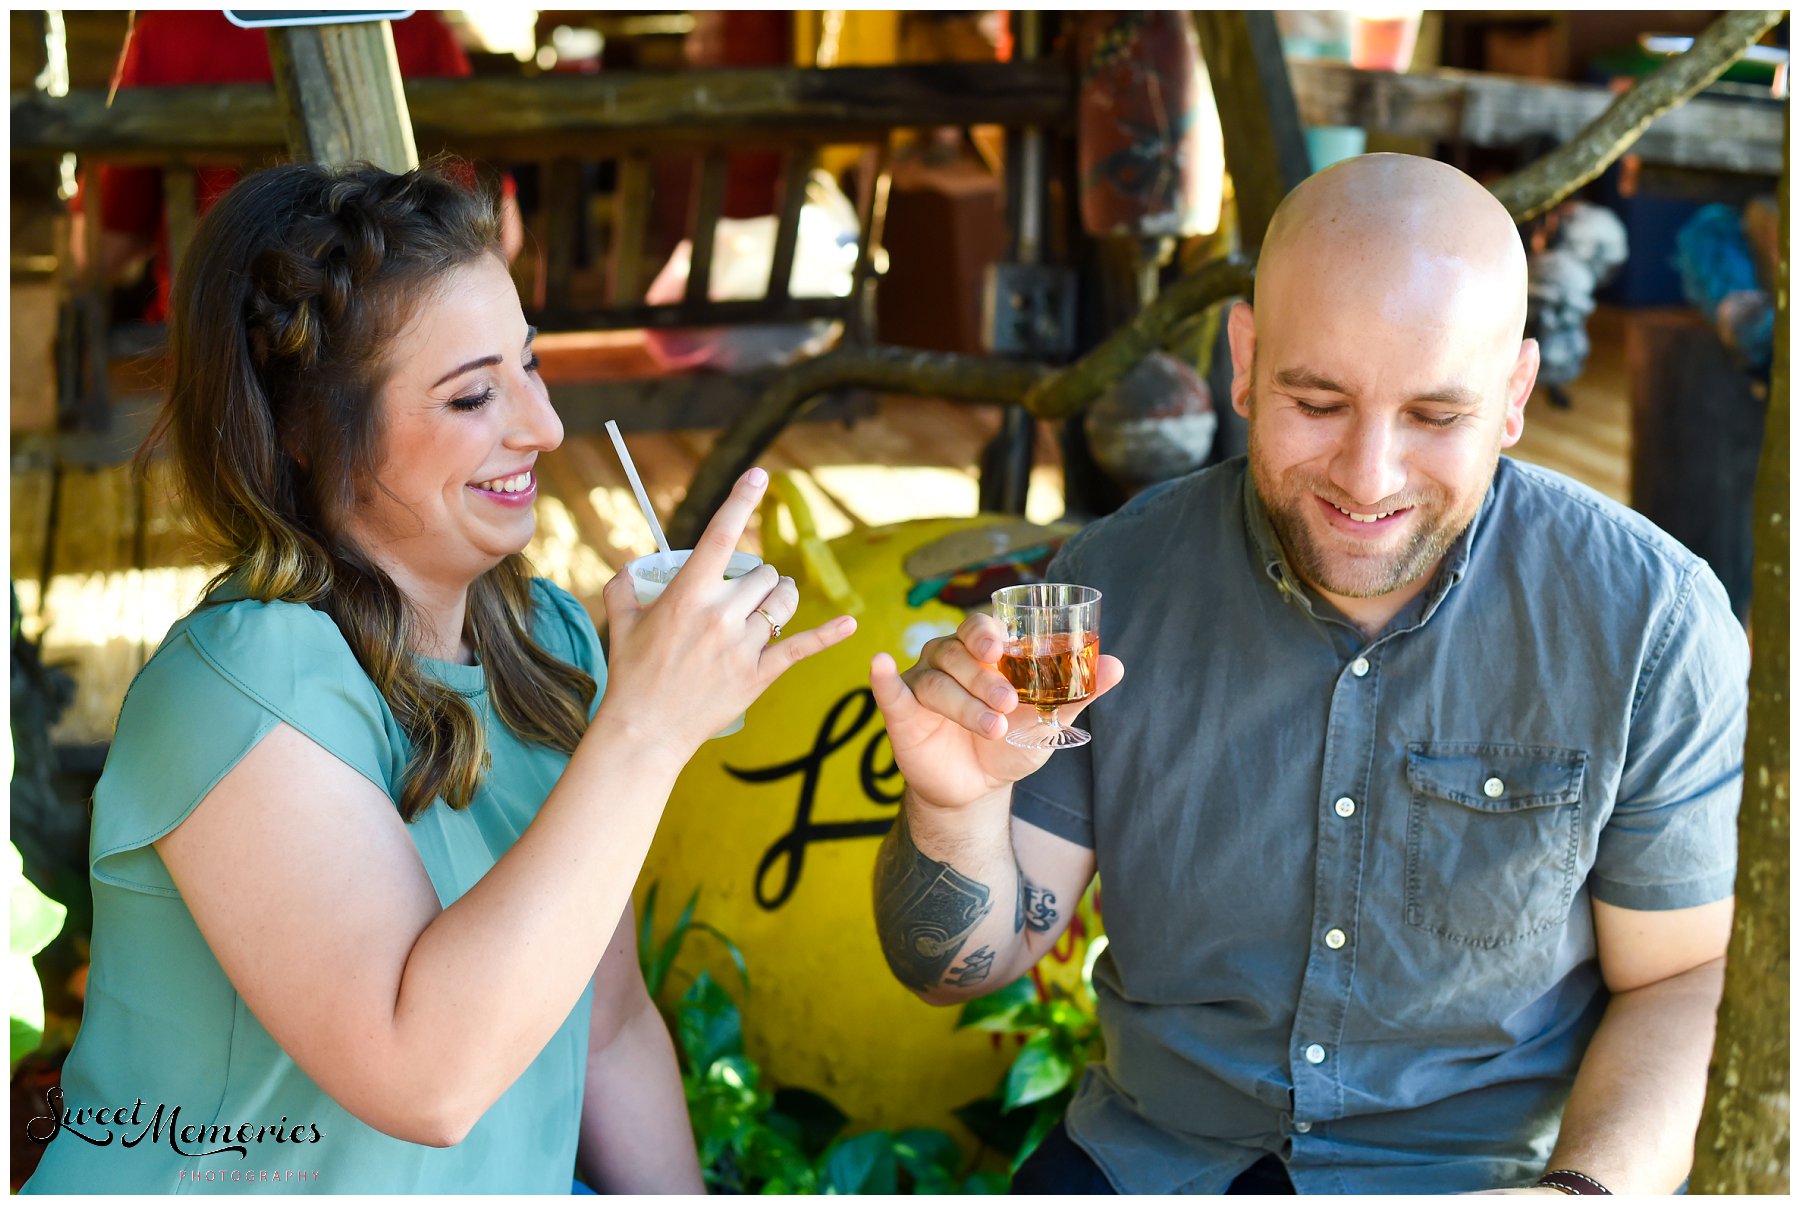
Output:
[{"xmin": 77, "ymin": 10, "xmax": 490, "ymax": 321}]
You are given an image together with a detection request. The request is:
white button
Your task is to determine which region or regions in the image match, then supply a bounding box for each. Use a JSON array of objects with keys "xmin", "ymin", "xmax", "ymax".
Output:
[
  {"xmin": 1350, "ymin": 657, "xmax": 1370, "ymax": 677},
  {"xmin": 1304, "ymin": 1043, "xmax": 1326, "ymax": 1064},
  {"xmin": 1334, "ymin": 797, "xmax": 1356, "ymax": 818},
  {"xmin": 1484, "ymin": 776, "xmax": 1505, "ymax": 798},
  {"xmin": 1324, "ymin": 928, "xmax": 1347, "ymax": 949},
  {"xmin": 1293, "ymin": 1120, "xmax": 1312, "ymax": 1133}
]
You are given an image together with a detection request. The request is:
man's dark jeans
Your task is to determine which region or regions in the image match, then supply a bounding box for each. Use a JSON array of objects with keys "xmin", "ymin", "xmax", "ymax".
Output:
[{"xmin": 1011, "ymin": 1122, "xmax": 1296, "ymax": 1195}]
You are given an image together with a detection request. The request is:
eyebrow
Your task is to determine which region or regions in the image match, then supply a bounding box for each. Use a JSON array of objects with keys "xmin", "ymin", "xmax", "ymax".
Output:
[
  {"xmin": 1272, "ymin": 367, "xmax": 1481, "ymax": 409},
  {"xmin": 431, "ymin": 326, "xmax": 539, "ymax": 390}
]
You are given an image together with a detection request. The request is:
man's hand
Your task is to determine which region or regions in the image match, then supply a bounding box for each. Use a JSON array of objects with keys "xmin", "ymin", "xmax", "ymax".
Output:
[{"xmin": 870, "ymin": 612, "xmax": 1124, "ymax": 810}]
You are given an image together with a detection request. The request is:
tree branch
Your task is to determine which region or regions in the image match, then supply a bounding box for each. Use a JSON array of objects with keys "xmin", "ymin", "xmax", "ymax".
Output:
[{"xmin": 1489, "ymin": 10, "xmax": 1785, "ymax": 222}]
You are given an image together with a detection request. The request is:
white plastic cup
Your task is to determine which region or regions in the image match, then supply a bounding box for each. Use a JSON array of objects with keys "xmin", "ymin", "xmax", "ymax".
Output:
[{"xmin": 624, "ymin": 549, "xmax": 765, "ymax": 738}]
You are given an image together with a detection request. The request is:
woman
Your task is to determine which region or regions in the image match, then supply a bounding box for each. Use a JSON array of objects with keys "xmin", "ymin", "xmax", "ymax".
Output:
[{"xmin": 23, "ymin": 162, "xmax": 856, "ymax": 1193}]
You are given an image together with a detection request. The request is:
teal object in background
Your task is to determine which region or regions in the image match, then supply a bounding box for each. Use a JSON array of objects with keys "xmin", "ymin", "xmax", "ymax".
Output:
[{"xmin": 1305, "ymin": 126, "xmax": 1369, "ymax": 173}]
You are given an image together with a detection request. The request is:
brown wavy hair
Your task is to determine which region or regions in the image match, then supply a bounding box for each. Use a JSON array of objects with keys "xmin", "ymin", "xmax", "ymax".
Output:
[{"xmin": 140, "ymin": 160, "xmax": 596, "ymax": 821}]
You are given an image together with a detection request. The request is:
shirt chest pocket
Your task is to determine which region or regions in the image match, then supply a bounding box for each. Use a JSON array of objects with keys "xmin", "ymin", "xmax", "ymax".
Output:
[{"xmin": 1404, "ymin": 743, "xmax": 1588, "ymax": 948}]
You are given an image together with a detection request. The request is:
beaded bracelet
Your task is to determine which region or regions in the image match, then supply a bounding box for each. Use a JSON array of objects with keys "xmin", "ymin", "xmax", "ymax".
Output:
[{"xmin": 1535, "ymin": 1169, "xmax": 1612, "ymax": 1195}]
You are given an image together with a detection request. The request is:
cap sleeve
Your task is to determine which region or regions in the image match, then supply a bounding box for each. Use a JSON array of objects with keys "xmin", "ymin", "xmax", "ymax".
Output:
[
  {"xmin": 91, "ymin": 598, "xmax": 399, "ymax": 896},
  {"xmin": 528, "ymin": 577, "xmax": 608, "ymax": 720}
]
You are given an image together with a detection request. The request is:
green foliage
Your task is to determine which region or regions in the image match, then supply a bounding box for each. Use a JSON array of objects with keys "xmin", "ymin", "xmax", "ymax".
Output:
[
  {"xmin": 8, "ymin": 841, "xmax": 67, "ymax": 1071},
  {"xmin": 638, "ymin": 883, "xmax": 1001, "ymax": 1194},
  {"xmin": 953, "ymin": 935, "xmax": 1109, "ymax": 1172}
]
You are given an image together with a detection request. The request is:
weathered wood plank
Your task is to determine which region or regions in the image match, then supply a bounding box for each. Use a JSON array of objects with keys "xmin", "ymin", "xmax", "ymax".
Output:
[
  {"xmin": 160, "ymin": 167, "xmax": 198, "ymax": 284},
  {"xmin": 846, "ymin": 143, "xmax": 892, "ymax": 343},
  {"xmin": 767, "ymin": 146, "xmax": 817, "ymax": 303},
  {"xmin": 541, "ymin": 157, "xmax": 581, "ymax": 314},
  {"xmin": 12, "ymin": 62, "xmax": 1075, "ymax": 160},
  {"xmin": 610, "ymin": 154, "xmax": 651, "ymax": 305},
  {"xmin": 1192, "ymin": 11, "xmax": 1312, "ymax": 250},
  {"xmin": 78, "ymin": 297, "xmax": 856, "ymax": 362},
  {"xmin": 548, "ymin": 372, "xmax": 875, "ymax": 436},
  {"xmin": 266, "ymin": 21, "xmax": 417, "ymax": 171},
  {"xmin": 1289, "ymin": 58, "xmax": 1784, "ymax": 177},
  {"xmin": 684, "ymin": 149, "xmax": 729, "ymax": 307}
]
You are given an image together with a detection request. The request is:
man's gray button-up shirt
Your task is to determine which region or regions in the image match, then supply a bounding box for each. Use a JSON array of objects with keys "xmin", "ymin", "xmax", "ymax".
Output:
[{"xmin": 1012, "ymin": 457, "xmax": 1747, "ymax": 1194}]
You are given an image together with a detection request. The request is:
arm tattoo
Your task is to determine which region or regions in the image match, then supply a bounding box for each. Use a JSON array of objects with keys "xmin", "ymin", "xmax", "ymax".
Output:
[
  {"xmin": 946, "ymin": 945, "xmax": 995, "ymax": 988},
  {"xmin": 1020, "ymin": 872, "xmax": 1058, "ymax": 934},
  {"xmin": 874, "ymin": 813, "xmax": 993, "ymax": 991}
]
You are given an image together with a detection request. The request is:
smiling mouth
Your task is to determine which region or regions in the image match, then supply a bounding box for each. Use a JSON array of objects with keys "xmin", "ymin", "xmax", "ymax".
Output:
[
  {"xmin": 1326, "ymin": 499, "xmax": 1406, "ymax": 524},
  {"xmin": 471, "ymin": 470, "xmax": 534, "ymax": 494}
]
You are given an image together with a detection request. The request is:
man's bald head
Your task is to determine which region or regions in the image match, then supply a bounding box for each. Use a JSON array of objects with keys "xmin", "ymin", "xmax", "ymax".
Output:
[
  {"xmin": 1225, "ymin": 153, "xmax": 1541, "ymax": 634},
  {"xmin": 1257, "ymin": 154, "xmax": 1529, "ymax": 360}
]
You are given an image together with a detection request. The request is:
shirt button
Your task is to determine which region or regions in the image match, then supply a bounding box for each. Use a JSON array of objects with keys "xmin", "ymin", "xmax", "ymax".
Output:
[
  {"xmin": 1350, "ymin": 657, "xmax": 1370, "ymax": 677},
  {"xmin": 1304, "ymin": 1043, "xmax": 1326, "ymax": 1064},
  {"xmin": 1324, "ymin": 928, "xmax": 1347, "ymax": 949},
  {"xmin": 1293, "ymin": 1120, "xmax": 1312, "ymax": 1134},
  {"xmin": 1334, "ymin": 797, "xmax": 1356, "ymax": 818},
  {"xmin": 1484, "ymin": 776, "xmax": 1505, "ymax": 798}
]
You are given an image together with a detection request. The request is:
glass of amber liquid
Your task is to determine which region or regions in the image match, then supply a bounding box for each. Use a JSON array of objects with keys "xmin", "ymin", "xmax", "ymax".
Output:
[{"xmin": 990, "ymin": 584, "xmax": 1101, "ymax": 750}]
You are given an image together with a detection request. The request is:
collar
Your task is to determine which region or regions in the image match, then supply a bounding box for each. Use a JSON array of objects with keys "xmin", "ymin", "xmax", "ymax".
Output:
[{"xmin": 1239, "ymin": 460, "xmax": 1500, "ymax": 631}]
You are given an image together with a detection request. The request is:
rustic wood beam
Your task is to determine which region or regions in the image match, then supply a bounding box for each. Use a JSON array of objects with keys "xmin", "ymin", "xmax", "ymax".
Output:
[
  {"xmin": 609, "ymin": 155, "xmax": 652, "ymax": 305},
  {"xmin": 532, "ymin": 296, "xmax": 848, "ymax": 333},
  {"xmin": 1191, "ymin": 11, "xmax": 1312, "ymax": 251},
  {"xmin": 550, "ymin": 374, "xmax": 874, "ymax": 437},
  {"xmin": 667, "ymin": 347, "xmax": 1053, "ymax": 548},
  {"xmin": 1288, "ymin": 60, "xmax": 1784, "ymax": 178},
  {"xmin": 767, "ymin": 147, "xmax": 817, "ymax": 304},
  {"xmin": 12, "ymin": 62, "xmax": 1074, "ymax": 161},
  {"xmin": 1488, "ymin": 9, "xmax": 1785, "ymax": 221},
  {"xmin": 540, "ymin": 157, "xmax": 581, "ymax": 314},
  {"xmin": 266, "ymin": 21, "xmax": 417, "ymax": 171},
  {"xmin": 161, "ymin": 167, "xmax": 198, "ymax": 285},
  {"xmin": 685, "ymin": 149, "xmax": 729, "ymax": 308}
]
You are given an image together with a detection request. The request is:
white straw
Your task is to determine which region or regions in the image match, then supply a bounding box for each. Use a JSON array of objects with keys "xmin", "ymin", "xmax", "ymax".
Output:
[{"xmin": 605, "ymin": 420, "xmax": 671, "ymax": 554}]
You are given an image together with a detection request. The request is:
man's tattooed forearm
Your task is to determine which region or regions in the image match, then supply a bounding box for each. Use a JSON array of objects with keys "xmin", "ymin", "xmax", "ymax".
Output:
[
  {"xmin": 946, "ymin": 945, "xmax": 995, "ymax": 988},
  {"xmin": 874, "ymin": 814, "xmax": 993, "ymax": 991},
  {"xmin": 1015, "ymin": 864, "xmax": 1059, "ymax": 935}
]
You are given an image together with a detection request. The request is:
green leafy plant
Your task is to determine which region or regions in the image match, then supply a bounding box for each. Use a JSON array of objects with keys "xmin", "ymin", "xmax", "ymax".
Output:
[
  {"xmin": 952, "ymin": 936, "xmax": 1109, "ymax": 1172},
  {"xmin": 637, "ymin": 883, "xmax": 1009, "ymax": 1194},
  {"xmin": 9, "ymin": 841, "xmax": 67, "ymax": 1072}
]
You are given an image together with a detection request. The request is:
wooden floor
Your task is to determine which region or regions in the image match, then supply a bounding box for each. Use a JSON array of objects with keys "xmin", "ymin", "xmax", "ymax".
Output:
[{"xmin": 10, "ymin": 309, "xmax": 1632, "ymax": 745}]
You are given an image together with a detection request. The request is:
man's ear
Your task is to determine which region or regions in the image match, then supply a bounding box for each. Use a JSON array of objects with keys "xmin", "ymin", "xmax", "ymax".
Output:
[
  {"xmin": 1226, "ymin": 301, "xmax": 1257, "ymax": 420},
  {"xmin": 1501, "ymin": 338, "xmax": 1538, "ymax": 448}
]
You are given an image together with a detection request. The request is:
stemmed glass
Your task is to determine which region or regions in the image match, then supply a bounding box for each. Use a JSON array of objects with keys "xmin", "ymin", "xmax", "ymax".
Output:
[{"xmin": 990, "ymin": 584, "xmax": 1101, "ymax": 750}]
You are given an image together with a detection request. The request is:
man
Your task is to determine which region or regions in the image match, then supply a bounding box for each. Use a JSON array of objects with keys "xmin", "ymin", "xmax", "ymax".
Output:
[{"xmin": 870, "ymin": 154, "xmax": 1746, "ymax": 1194}]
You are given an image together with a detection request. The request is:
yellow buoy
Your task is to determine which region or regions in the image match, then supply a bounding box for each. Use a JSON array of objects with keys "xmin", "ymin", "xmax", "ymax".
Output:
[{"xmin": 637, "ymin": 475, "xmax": 1103, "ymax": 1138}]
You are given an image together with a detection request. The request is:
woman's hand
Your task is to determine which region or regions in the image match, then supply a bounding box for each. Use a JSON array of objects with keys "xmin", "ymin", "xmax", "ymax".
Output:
[
  {"xmin": 871, "ymin": 612, "xmax": 1124, "ymax": 812},
  {"xmin": 597, "ymin": 467, "xmax": 856, "ymax": 759}
]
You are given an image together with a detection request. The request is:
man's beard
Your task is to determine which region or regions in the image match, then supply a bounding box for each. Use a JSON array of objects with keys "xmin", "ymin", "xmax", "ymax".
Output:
[{"xmin": 1248, "ymin": 425, "xmax": 1484, "ymax": 601}]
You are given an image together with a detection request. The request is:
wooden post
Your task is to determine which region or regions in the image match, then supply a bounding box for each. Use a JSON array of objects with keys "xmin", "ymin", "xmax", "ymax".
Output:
[
  {"xmin": 1190, "ymin": 11, "xmax": 1311, "ymax": 252},
  {"xmin": 161, "ymin": 167, "xmax": 198, "ymax": 285},
  {"xmin": 267, "ymin": 20, "xmax": 417, "ymax": 170}
]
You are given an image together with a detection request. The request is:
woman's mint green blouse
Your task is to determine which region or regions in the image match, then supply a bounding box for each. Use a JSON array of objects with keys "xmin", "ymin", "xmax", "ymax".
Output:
[{"xmin": 24, "ymin": 576, "xmax": 607, "ymax": 1194}]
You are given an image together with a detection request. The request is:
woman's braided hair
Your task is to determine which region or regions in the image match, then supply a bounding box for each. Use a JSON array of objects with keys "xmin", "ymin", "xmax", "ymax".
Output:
[{"xmin": 144, "ymin": 160, "xmax": 595, "ymax": 821}]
